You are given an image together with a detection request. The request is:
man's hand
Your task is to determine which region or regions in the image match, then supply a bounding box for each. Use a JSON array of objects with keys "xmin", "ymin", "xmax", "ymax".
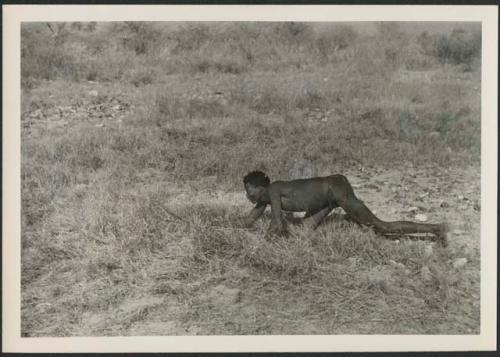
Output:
[
  {"xmin": 266, "ymin": 217, "xmax": 289, "ymax": 237},
  {"xmin": 242, "ymin": 204, "xmax": 266, "ymax": 228}
]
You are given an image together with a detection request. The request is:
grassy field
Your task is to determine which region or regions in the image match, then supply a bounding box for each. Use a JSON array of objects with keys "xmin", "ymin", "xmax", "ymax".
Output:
[{"xmin": 21, "ymin": 22, "xmax": 481, "ymax": 336}]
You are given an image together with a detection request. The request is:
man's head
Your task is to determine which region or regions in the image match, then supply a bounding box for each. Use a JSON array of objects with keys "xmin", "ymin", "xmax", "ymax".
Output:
[{"xmin": 243, "ymin": 171, "xmax": 270, "ymax": 204}]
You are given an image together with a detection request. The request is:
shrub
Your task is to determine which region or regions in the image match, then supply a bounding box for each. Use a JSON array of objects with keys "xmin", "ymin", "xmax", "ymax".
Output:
[
  {"xmin": 21, "ymin": 23, "xmax": 130, "ymax": 83},
  {"xmin": 418, "ymin": 28, "xmax": 481, "ymax": 69},
  {"xmin": 188, "ymin": 57, "xmax": 248, "ymax": 75},
  {"xmin": 400, "ymin": 42, "xmax": 437, "ymax": 70},
  {"xmin": 315, "ymin": 25, "xmax": 358, "ymax": 62},
  {"xmin": 21, "ymin": 29, "xmax": 78, "ymax": 81},
  {"xmin": 120, "ymin": 22, "xmax": 163, "ymax": 55},
  {"xmin": 129, "ymin": 68, "xmax": 155, "ymax": 87},
  {"xmin": 171, "ymin": 23, "xmax": 212, "ymax": 53},
  {"xmin": 416, "ymin": 31, "xmax": 435, "ymax": 55},
  {"xmin": 435, "ymin": 29, "xmax": 481, "ymax": 67},
  {"xmin": 70, "ymin": 22, "xmax": 83, "ymax": 31},
  {"xmin": 84, "ymin": 22, "xmax": 97, "ymax": 32},
  {"xmin": 272, "ymin": 22, "xmax": 314, "ymax": 45},
  {"xmin": 349, "ymin": 40, "xmax": 394, "ymax": 77},
  {"xmin": 375, "ymin": 22, "xmax": 407, "ymax": 42},
  {"xmin": 434, "ymin": 111, "xmax": 461, "ymax": 134}
]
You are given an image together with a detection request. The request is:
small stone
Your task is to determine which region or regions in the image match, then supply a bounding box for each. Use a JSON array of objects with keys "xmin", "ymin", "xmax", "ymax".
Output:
[
  {"xmin": 452, "ymin": 258, "xmax": 467, "ymax": 269},
  {"xmin": 453, "ymin": 229, "xmax": 465, "ymax": 235},
  {"xmin": 421, "ymin": 266, "xmax": 432, "ymax": 281},
  {"xmin": 440, "ymin": 201, "xmax": 449, "ymax": 208},
  {"xmin": 419, "ymin": 192, "xmax": 429, "ymax": 199},
  {"xmin": 30, "ymin": 109, "xmax": 44, "ymax": 119},
  {"xmin": 388, "ymin": 259, "xmax": 405, "ymax": 269},
  {"xmin": 415, "ymin": 214, "xmax": 428, "ymax": 222},
  {"xmin": 365, "ymin": 183, "xmax": 380, "ymax": 190},
  {"xmin": 473, "ymin": 201, "xmax": 480, "ymax": 211},
  {"xmin": 347, "ymin": 257, "xmax": 360, "ymax": 266},
  {"xmin": 424, "ymin": 244, "xmax": 433, "ymax": 257},
  {"xmin": 88, "ymin": 90, "xmax": 99, "ymax": 97},
  {"xmin": 209, "ymin": 285, "xmax": 242, "ymax": 305},
  {"xmin": 407, "ymin": 206, "xmax": 419, "ymax": 213}
]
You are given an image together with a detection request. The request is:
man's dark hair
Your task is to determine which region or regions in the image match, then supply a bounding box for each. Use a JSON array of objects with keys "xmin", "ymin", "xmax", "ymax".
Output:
[{"xmin": 243, "ymin": 171, "xmax": 271, "ymax": 187}]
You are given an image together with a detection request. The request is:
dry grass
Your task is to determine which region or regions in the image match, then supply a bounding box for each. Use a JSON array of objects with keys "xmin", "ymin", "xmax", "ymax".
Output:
[{"xmin": 21, "ymin": 22, "xmax": 481, "ymax": 336}]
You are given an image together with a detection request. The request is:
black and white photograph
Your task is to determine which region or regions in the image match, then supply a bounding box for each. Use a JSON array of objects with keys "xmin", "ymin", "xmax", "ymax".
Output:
[{"xmin": 3, "ymin": 4, "xmax": 497, "ymax": 353}]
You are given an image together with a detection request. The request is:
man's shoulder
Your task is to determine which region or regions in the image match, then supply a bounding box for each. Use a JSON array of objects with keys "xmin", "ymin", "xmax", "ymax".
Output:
[{"xmin": 268, "ymin": 180, "xmax": 288, "ymax": 195}]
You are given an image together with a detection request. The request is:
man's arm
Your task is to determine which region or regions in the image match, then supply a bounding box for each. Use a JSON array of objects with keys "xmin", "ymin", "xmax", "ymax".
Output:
[
  {"xmin": 244, "ymin": 203, "xmax": 267, "ymax": 227},
  {"xmin": 268, "ymin": 184, "xmax": 287, "ymax": 235}
]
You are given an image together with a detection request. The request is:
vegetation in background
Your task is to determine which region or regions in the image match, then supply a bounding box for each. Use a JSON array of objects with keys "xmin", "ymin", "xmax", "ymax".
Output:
[{"xmin": 21, "ymin": 22, "xmax": 481, "ymax": 336}]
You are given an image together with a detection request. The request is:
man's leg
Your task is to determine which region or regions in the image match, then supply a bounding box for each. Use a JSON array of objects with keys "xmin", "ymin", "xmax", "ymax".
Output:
[
  {"xmin": 339, "ymin": 198, "xmax": 447, "ymax": 246},
  {"xmin": 303, "ymin": 206, "xmax": 334, "ymax": 229}
]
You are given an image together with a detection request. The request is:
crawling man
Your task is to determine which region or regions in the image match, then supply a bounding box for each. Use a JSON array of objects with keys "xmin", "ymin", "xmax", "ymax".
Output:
[{"xmin": 242, "ymin": 171, "xmax": 448, "ymax": 246}]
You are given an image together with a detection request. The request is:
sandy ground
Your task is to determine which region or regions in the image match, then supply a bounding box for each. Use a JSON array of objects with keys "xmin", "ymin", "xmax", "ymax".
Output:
[
  {"xmin": 21, "ymin": 80, "xmax": 481, "ymax": 336},
  {"xmin": 71, "ymin": 164, "xmax": 480, "ymax": 336}
]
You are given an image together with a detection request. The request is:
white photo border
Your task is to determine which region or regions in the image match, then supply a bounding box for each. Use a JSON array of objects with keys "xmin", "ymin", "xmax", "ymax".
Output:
[{"xmin": 3, "ymin": 4, "xmax": 498, "ymax": 353}]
